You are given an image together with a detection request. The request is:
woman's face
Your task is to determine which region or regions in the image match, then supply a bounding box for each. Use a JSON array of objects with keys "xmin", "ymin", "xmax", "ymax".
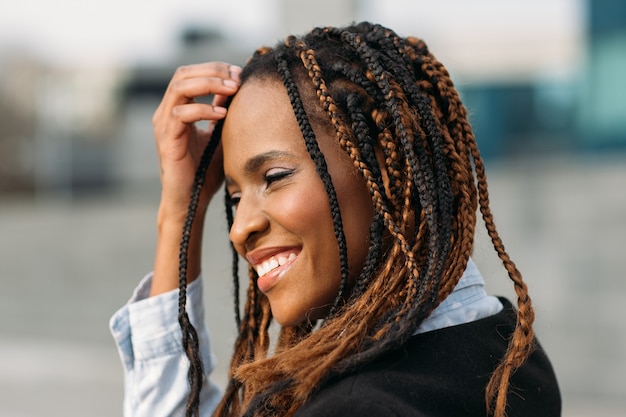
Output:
[{"xmin": 222, "ymin": 77, "xmax": 373, "ymax": 326}]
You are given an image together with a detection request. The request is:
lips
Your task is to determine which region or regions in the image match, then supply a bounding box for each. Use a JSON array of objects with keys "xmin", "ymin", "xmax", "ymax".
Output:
[{"xmin": 246, "ymin": 248, "xmax": 300, "ymax": 293}]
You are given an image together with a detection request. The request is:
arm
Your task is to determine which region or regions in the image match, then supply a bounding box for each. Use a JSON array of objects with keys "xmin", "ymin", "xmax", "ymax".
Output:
[{"xmin": 111, "ymin": 62, "xmax": 241, "ymax": 416}]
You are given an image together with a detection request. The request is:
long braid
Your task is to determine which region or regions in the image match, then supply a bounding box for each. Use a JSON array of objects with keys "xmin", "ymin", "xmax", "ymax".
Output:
[
  {"xmin": 469, "ymin": 135, "xmax": 536, "ymax": 416},
  {"xmin": 336, "ymin": 30, "xmax": 423, "ymax": 267},
  {"xmin": 402, "ymin": 30, "xmax": 534, "ymax": 416},
  {"xmin": 225, "ymin": 191, "xmax": 241, "ymax": 327},
  {"xmin": 177, "ymin": 125, "xmax": 223, "ymax": 416},
  {"xmin": 369, "ymin": 25, "xmax": 458, "ymax": 311},
  {"xmin": 362, "ymin": 23, "xmax": 473, "ymax": 319},
  {"xmin": 384, "ymin": 31, "xmax": 465, "ymax": 303},
  {"xmin": 334, "ymin": 28, "xmax": 445, "ymax": 329},
  {"xmin": 415, "ymin": 47, "xmax": 476, "ymax": 302},
  {"xmin": 344, "ymin": 93, "xmax": 386, "ymax": 297},
  {"xmin": 217, "ymin": 94, "xmax": 243, "ymax": 330}
]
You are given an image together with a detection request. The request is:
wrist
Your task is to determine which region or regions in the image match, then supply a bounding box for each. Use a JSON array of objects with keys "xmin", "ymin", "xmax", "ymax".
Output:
[
  {"xmin": 157, "ymin": 194, "xmax": 209, "ymax": 230},
  {"xmin": 153, "ymin": 206, "xmax": 205, "ymax": 297}
]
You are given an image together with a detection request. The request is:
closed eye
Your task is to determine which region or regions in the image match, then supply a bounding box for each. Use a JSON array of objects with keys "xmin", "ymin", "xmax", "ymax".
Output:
[
  {"xmin": 226, "ymin": 191, "xmax": 240, "ymax": 207},
  {"xmin": 225, "ymin": 167, "xmax": 296, "ymax": 207},
  {"xmin": 265, "ymin": 168, "xmax": 295, "ymax": 186}
]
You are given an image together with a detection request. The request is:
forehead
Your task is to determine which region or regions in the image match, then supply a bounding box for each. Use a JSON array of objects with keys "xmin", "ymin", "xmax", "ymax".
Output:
[{"xmin": 221, "ymin": 79, "xmax": 307, "ymax": 171}]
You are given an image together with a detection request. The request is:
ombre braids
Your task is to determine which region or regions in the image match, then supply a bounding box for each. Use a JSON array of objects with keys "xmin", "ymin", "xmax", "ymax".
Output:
[{"xmin": 176, "ymin": 21, "xmax": 535, "ymax": 417}]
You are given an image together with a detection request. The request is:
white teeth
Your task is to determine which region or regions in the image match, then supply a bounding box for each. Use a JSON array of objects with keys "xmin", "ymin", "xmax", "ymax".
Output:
[
  {"xmin": 268, "ymin": 258, "xmax": 279, "ymax": 270},
  {"xmin": 255, "ymin": 253, "xmax": 297, "ymax": 277}
]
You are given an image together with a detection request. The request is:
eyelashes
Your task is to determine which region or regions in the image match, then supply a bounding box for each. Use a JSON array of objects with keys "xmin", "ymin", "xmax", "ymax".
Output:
[
  {"xmin": 227, "ymin": 168, "xmax": 296, "ymax": 207},
  {"xmin": 227, "ymin": 194, "xmax": 240, "ymax": 207},
  {"xmin": 264, "ymin": 168, "xmax": 295, "ymax": 185}
]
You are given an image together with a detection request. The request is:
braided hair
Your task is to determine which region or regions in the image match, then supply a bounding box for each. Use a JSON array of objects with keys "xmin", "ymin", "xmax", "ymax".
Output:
[{"xmin": 177, "ymin": 21, "xmax": 536, "ymax": 417}]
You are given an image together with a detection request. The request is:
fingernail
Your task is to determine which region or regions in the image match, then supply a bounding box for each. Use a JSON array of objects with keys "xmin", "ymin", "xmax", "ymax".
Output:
[
  {"xmin": 223, "ymin": 79, "xmax": 238, "ymax": 88},
  {"xmin": 229, "ymin": 65, "xmax": 242, "ymax": 81},
  {"xmin": 214, "ymin": 106, "xmax": 227, "ymax": 115}
]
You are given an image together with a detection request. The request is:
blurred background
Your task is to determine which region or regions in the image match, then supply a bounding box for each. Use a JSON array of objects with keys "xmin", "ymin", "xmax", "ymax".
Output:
[{"xmin": 0, "ymin": 0, "xmax": 624, "ymax": 415}]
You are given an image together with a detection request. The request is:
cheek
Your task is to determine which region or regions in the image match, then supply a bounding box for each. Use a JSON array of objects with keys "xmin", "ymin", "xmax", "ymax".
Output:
[{"xmin": 273, "ymin": 176, "xmax": 334, "ymax": 240}]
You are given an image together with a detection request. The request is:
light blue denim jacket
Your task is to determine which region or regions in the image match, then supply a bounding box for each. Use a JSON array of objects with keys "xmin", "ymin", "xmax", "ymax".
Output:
[{"xmin": 110, "ymin": 258, "xmax": 502, "ymax": 417}]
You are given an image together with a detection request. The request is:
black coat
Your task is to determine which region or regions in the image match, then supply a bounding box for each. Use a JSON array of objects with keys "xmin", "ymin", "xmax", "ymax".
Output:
[{"xmin": 295, "ymin": 298, "xmax": 561, "ymax": 417}]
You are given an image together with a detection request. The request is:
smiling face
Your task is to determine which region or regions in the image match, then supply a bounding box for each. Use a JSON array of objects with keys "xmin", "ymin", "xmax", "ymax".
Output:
[{"xmin": 222, "ymin": 77, "xmax": 373, "ymax": 326}]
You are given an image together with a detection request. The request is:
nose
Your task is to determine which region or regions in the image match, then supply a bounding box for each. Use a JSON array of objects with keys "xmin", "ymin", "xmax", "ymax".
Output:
[{"xmin": 228, "ymin": 192, "xmax": 269, "ymax": 251}]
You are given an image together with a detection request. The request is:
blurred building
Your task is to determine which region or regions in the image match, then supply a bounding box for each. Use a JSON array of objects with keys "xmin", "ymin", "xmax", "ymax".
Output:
[
  {"xmin": 578, "ymin": 0, "xmax": 626, "ymax": 150},
  {"xmin": 0, "ymin": 51, "xmax": 40, "ymax": 193},
  {"xmin": 459, "ymin": 0, "xmax": 626, "ymax": 159},
  {"xmin": 0, "ymin": 49, "xmax": 120, "ymax": 196}
]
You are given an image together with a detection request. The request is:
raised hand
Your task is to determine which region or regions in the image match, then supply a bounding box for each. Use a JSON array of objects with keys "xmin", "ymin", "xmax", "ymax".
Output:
[{"xmin": 151, "ymin": 62, "xmax": 241, "ymax": 295}]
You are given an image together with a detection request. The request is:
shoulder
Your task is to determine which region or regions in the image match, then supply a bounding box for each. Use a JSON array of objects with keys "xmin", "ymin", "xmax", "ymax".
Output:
[{"xmin": 296, "ymin": 298, "xmax": 561, "ymax": 417}]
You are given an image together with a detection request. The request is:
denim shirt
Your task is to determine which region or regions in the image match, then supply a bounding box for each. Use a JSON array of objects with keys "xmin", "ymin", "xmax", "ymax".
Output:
[
  {"xmin": 109, "ymin": 258, "xmax": 502, "ymax": 417},
  {"xmin": 110, "ymin": 276, "xmax": 221, "ymax": 417},
  {"xmin": 415, "ymin": 258, "xmax": 503, "ymax": 334}
]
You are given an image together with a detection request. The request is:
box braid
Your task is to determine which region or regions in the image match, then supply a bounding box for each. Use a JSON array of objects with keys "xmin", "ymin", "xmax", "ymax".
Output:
[
  {"xmin": 177, "ymin": 113, "xmax": 226, "ymax": 417},
  {"xmin": 175, "ymin": 21, "xmax": 536, "ymax": 417},
  {"xmin": 315, "ymin": 26, "xmax": 454, "ymax": 318}
]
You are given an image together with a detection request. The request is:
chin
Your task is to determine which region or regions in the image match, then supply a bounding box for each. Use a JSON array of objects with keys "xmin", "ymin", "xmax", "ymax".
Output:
[
  {"xmin": 271, "ymin": 305, "xmax": 331, "ymax": 327},
  {"xmin": 271, "ymin": 310, "xmax": 307, "ymax": 327}
]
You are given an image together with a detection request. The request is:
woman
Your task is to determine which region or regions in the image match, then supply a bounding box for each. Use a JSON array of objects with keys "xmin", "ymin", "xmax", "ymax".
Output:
[{"xmin": 111, "ymin": 22, "xmax": 561, "ymax": 417}]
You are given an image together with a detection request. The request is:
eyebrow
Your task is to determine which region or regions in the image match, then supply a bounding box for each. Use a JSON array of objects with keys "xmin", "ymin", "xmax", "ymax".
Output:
[{"xmin": 225, "ymin": 150, "xmax": 296, "ymax": 186}]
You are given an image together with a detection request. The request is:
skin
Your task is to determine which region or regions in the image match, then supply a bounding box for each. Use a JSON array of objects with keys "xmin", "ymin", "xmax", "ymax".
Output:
[{"xmin": 151, "ymin": 62, "xmax": 373, "ymax": 326}]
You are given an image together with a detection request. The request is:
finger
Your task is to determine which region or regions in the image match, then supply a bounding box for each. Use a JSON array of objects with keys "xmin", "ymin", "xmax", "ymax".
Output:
[
  {"xmin": 172, "ymin": 102, "xmax": 227, "ymax": 124},
  {"xmin": 166, "ymin": 63, "xmax": 241, "ymax": 102},
  {"xmin": 154, "ymin": 63, "xmax": 241, "ymax": 123},
  {"xmin": 228, "ymin": 64, "xmax": 242, "ymax": 84},
  {"xmin": 158, "ymin": 76, "xmax": 238, "ymax": 115},
  {"xmin": 169, "ymin": 62, "xmax": 238, "ymax": 83},
  {"xmin": 212, "ymin": 93, "xmax": 229, "ymax": 109},
  {"xmin": 155, "ymin": 102, "xmax": 225, "ymax": 141},
  {"xmin": 174, "ymin": 76, "xmax": 238, "ymax": 99},
  {"xmin": 213, "ymin": 66, "xmax": 242, "ymax": 108}
]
